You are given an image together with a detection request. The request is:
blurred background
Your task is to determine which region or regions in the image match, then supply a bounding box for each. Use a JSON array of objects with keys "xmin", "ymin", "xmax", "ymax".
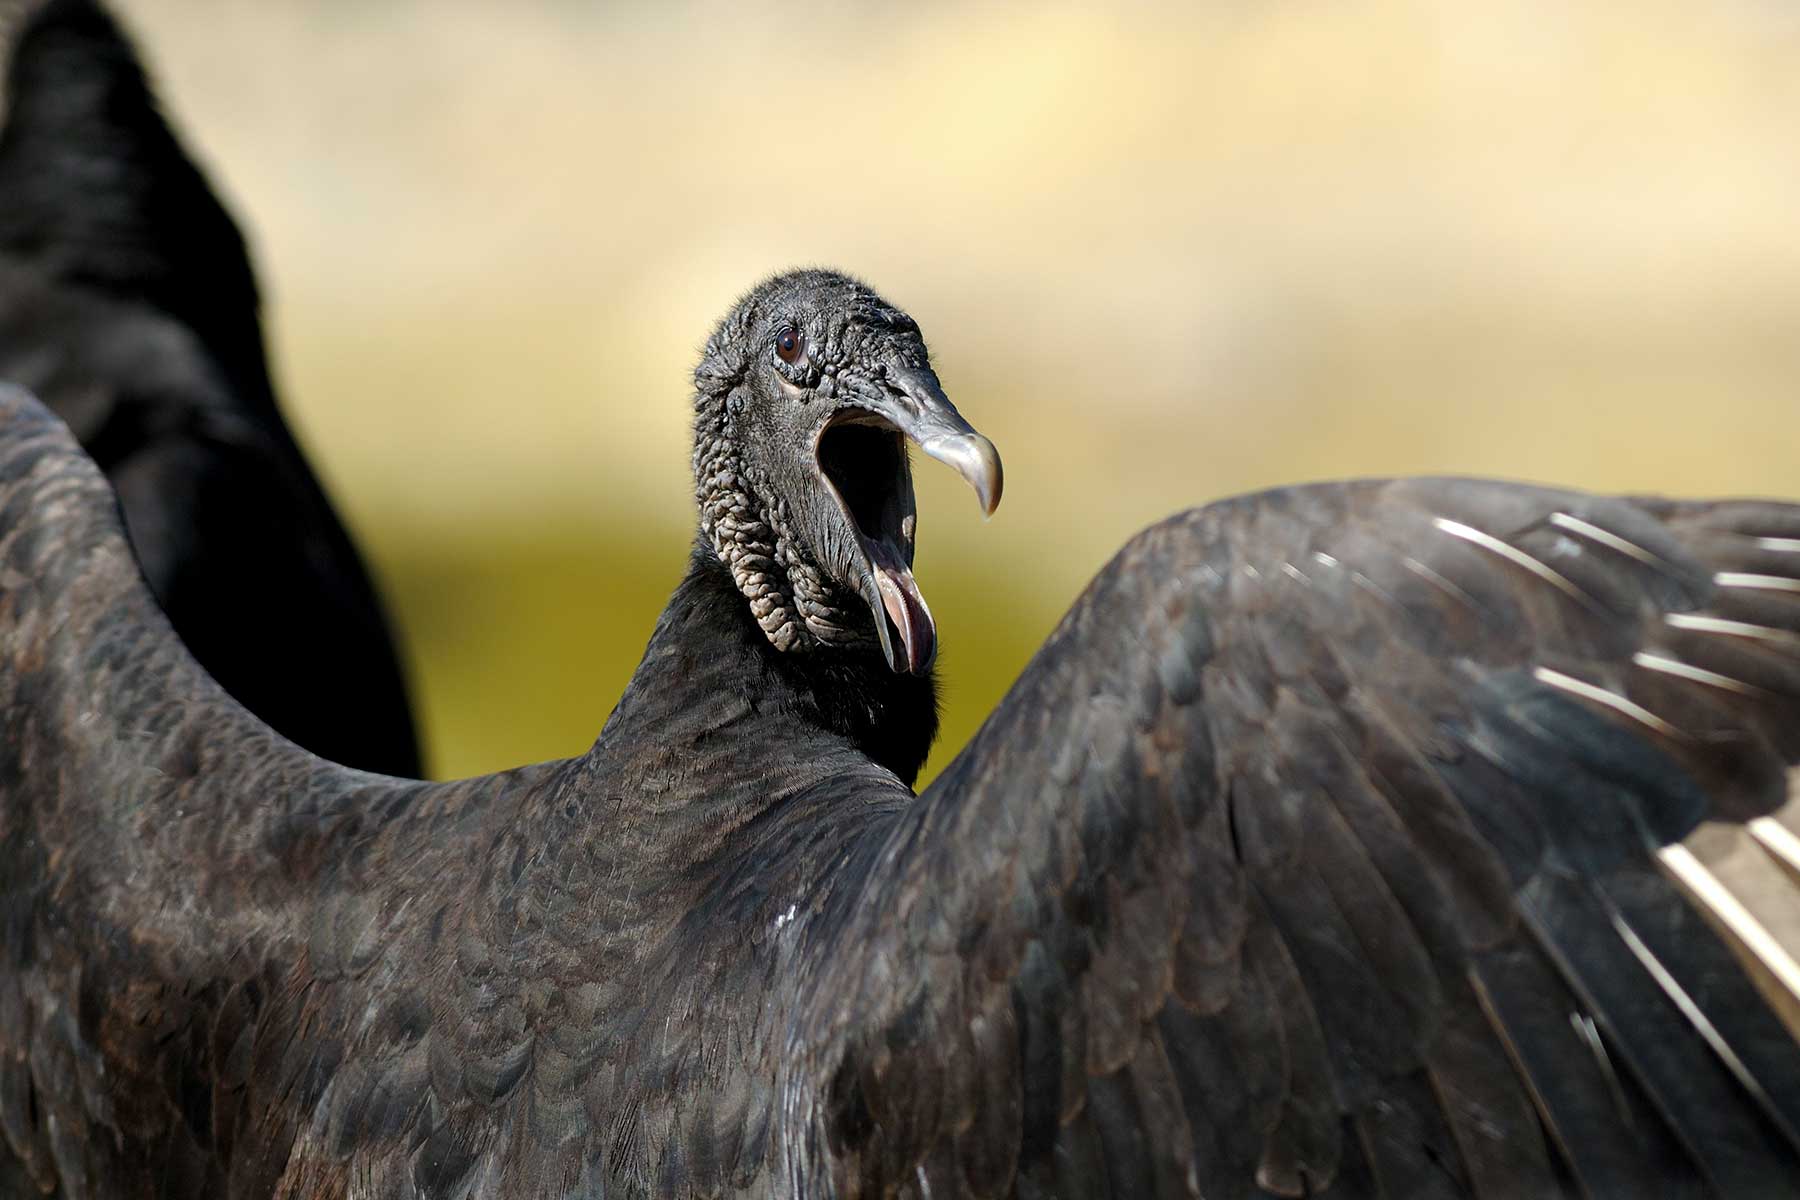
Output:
[{"xmin": 118, "ymin": 0, "xmax": 1800, "ymax": 784}]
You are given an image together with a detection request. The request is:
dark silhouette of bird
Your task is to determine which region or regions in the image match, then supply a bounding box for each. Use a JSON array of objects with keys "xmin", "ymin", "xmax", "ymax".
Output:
[
  {"xmin": 0, "ymin": 0, "xmax": 419, "ymax": 776},
  {"xmin": 7, "ymin": 8, "xmax": 1800, "ymax": 1200}
]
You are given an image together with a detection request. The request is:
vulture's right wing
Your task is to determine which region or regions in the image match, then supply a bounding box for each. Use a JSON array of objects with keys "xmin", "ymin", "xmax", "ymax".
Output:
[{"xmin": 802, "ymin": 476, "xmax": 1800, "ymax": 1199}]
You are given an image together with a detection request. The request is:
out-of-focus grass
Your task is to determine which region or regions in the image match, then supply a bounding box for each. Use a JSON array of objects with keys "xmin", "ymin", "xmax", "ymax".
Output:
[
  {"xmin": 374, "ymin": 530, "xmax": 683, "ymax": 780},
  {"xmin": 117, "ymin": 0, "xmax": 1800, "ymax": 785}
]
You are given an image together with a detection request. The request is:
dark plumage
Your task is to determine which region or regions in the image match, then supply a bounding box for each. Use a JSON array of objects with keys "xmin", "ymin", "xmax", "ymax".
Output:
[
  {"xmin": 7, "ymin": 9, "xmax": 1800, "ymax": 1200},
  {"xmin": 0, "ymin": 0, "xmax": 419, "ymax": 775}
]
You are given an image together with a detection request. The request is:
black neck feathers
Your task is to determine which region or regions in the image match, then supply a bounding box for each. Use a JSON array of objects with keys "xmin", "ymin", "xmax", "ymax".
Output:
[{"xmin": 594, "ymin": 544, "xmax": 939, "ymax": 795}]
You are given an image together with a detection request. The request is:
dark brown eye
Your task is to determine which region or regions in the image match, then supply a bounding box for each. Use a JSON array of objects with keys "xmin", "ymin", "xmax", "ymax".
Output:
[{"xmin": 775, "ymin": 327, "xmax": 803, "ymax": 364}]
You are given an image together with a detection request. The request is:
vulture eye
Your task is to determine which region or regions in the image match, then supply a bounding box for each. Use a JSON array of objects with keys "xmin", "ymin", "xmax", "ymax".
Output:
[{"xmin": 774, "ymin": 327, "xmax": 803, "ymax": 365}]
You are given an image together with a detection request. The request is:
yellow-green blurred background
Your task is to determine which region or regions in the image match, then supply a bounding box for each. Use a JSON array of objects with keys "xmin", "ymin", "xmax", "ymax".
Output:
[{"xmin": 122, "ymin": 0, "xmax": 1800, "ymax": 784}]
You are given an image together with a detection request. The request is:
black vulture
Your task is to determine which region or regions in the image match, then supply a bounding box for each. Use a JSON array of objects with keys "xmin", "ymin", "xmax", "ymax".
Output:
[
  {"xmin": 0, "ymin": 0, "xmax": 420, "ymax": 775},
  {"xmin": 7, "ymin": 7, "xmax": 1800, "ymax": 1200},
  {"xmin": 5, "ymin": 255, "xmax": 1800, "ymax": 1198}
]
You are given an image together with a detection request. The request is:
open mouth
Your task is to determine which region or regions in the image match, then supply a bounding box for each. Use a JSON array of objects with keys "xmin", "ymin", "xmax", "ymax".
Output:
[
  {"xmin": 808, "ymin": 365, "xmax": 999, "ymax": 676},
  {"xmin": 816, "ymin": 408, "xmax": 936, "ymax": 674},
  {"xmin": 818, "ymin": 415, "xmax": 907, "ymax": 546}
]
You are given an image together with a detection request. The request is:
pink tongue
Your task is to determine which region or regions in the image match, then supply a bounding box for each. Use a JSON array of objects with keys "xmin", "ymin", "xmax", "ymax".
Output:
[{"xmin": 872, "ymin": 557, "xmax": 935, "ymax": 673}]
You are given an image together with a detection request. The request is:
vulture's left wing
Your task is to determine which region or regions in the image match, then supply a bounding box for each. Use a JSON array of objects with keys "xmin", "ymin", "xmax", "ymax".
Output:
[
  {"xmin": 0, "ymin": 386, "xmax": 493, "ymax": 1198},
  {"xmin": 800, "ymin": 475, "xmax": 1800, "ymax": 1198}
]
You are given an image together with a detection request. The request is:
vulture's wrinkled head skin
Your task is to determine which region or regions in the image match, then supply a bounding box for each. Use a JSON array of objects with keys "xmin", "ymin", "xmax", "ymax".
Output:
[{"xmin": 692, "ymin": 269, "xmax": 1000, "ymax": 674}]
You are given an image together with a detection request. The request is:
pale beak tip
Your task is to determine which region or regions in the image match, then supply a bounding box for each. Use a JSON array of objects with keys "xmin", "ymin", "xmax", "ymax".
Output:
[
  {"xmin": 975, "ymin": 439, "xmax": 1002, "ymax": 519},
  {"xmin": 921, "ymin": 431, "xmax": 1003, "ymax": 522}
]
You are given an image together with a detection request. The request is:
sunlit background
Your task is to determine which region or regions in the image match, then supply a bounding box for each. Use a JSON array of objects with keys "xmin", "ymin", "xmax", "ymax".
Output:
[{"xmin": 120, "ymin": 0, "xmax": 1800, "ymax": 784}]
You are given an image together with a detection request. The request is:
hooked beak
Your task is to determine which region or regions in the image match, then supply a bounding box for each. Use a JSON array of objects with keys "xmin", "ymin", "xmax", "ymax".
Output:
[
  {"xmin": 878, "ymin": 363, "xmax": 1003, "ymax": 519},
  {"xmin": 888, "ymin": 369, "xmax": 1003, "ymax": 520},
  {"xmin": 815, "ymin": 362, "xmax": 1002, "ymax": 674}
]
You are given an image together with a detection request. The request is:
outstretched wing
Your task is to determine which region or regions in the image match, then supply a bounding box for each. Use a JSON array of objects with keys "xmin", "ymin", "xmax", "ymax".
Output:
[
  {"xmin": 802, "ymin": 475, "xmax": 1800, "ymax": 1198},
  {"xmin": 0, "ymin": 382, "xmax": 382, "ymax": 1195},
  {"xmin": 0, "ymin": 384, "xmax": 740, "ymax": 1200},
  {"xmin": 0, "ymin": 385, "xmax": 532, "ymax": 1200}
]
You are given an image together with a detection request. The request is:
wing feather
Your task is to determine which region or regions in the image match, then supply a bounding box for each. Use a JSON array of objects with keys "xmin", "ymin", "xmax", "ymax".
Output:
[
  {"xmin": 1421, "ymin": 978, "xmax": 1564, "ymax": 1200},
  {"xmin": 800, "ymin": 476, "xmax": 1800, "ymax": 1197}
]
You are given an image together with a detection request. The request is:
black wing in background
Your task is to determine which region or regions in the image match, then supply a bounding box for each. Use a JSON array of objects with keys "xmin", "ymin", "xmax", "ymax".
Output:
[
  {"xmin": 799, "ymin": 475, "xmax": 1800, "ymax": 1198},
  {"xmin": 0, "ymin": 0, "xmax": 420, "ymax": 776}
]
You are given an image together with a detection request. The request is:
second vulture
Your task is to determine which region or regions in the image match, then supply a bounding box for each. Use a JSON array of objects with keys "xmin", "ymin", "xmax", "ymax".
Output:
[{"xmin": 0, "ymin": 0, "xmax": 419, "ymax": 775}]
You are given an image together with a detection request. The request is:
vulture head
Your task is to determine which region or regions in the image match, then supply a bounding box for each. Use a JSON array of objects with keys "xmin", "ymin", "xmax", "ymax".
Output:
[{"xmin": 692, "ymin": 270, "xmax": 1001, "ymax": 674}]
